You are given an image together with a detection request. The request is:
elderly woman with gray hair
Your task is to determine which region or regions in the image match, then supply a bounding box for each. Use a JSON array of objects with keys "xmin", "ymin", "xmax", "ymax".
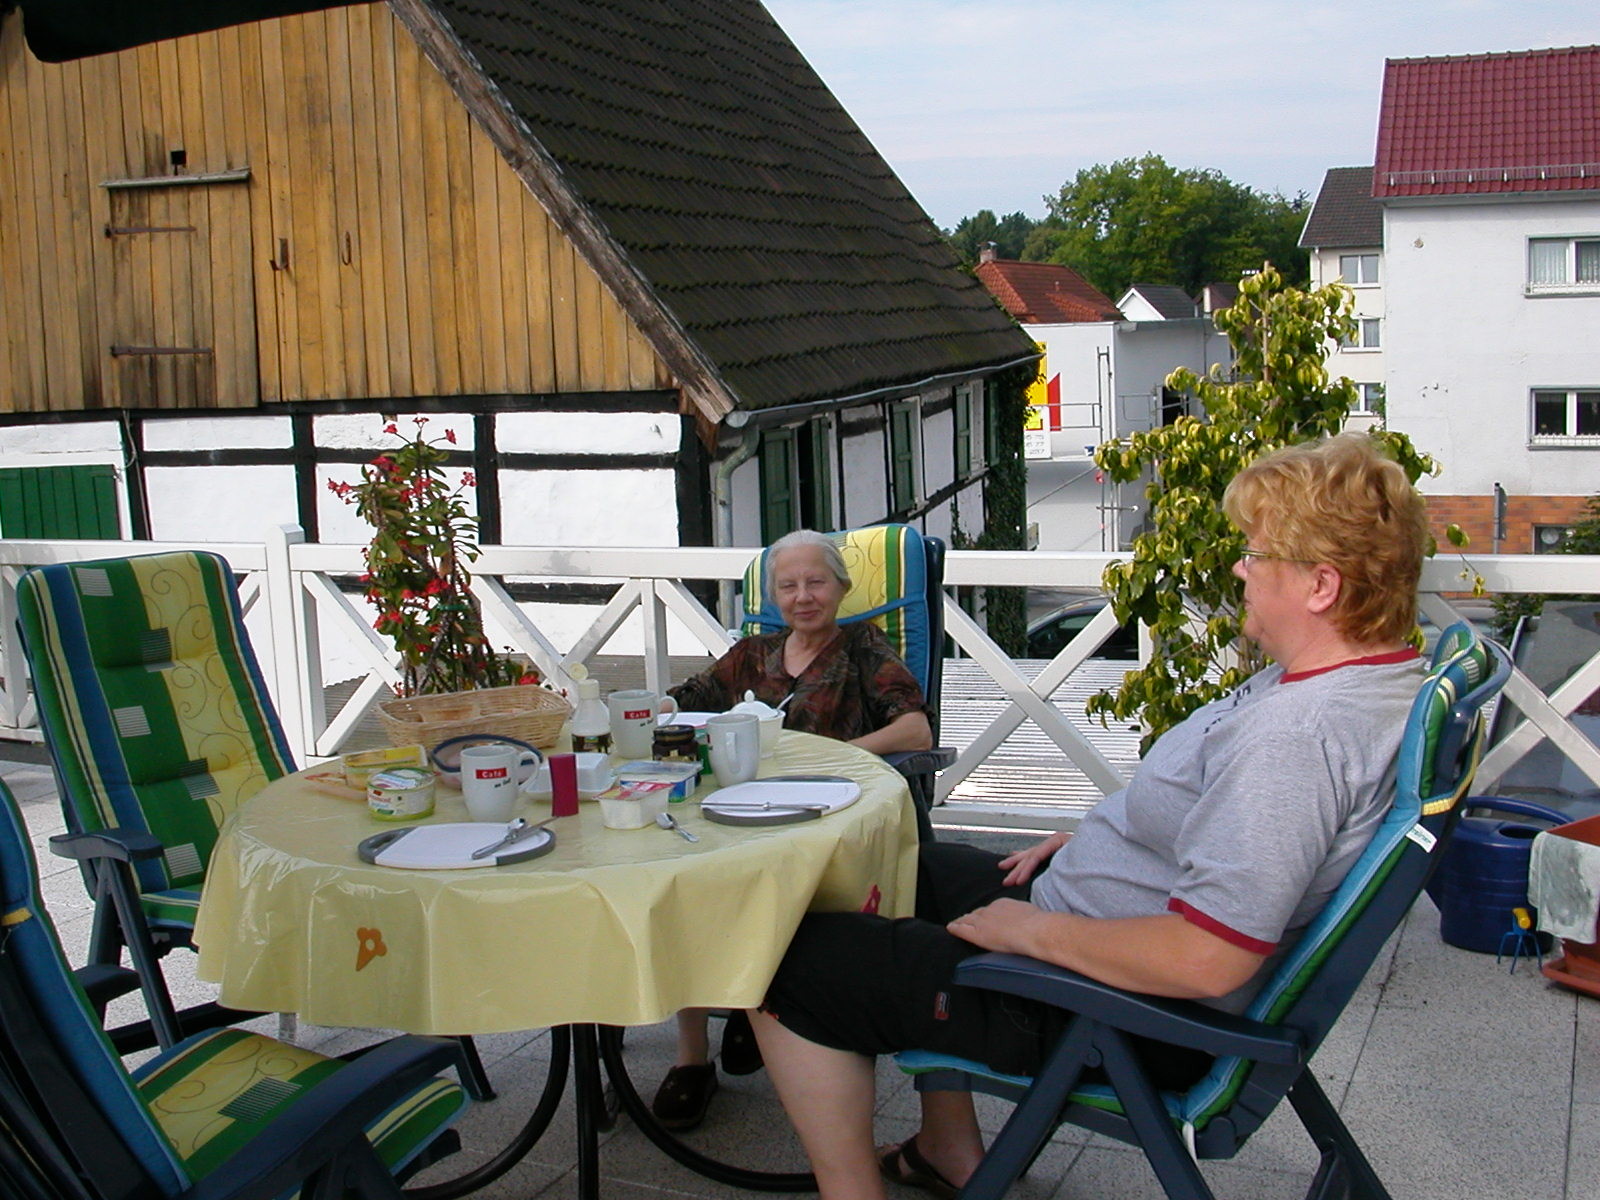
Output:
[
  {"xmin": 652, "ymin": 529, "xmax": 934, "ymax": 1130},
  {"xmin": 669, "ymin": 529, "xmax": 934, "ymax": 755}
]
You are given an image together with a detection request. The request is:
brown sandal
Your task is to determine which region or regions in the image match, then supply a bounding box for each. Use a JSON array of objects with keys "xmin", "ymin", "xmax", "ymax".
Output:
[
  {"xmin": 878, "ymin": 1134, "xmax": 959, "ymax": 1199},
  {"xmin": 651, "ymin": 1063, "xmax": 718, "ymax": 1131}
]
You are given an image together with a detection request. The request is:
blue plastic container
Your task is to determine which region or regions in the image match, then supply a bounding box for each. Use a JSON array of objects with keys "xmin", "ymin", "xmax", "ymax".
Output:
[{"xmin": 1426, "ymin": 796, "xmax": 1569, "ymax": 953}]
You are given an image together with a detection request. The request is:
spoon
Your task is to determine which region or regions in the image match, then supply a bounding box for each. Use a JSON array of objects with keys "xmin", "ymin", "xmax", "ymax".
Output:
[
  {"xmin": 470, "ymin": 815, "xmax": 555, "ymax": 859},
  {"xmin": 656, "ymin": 811, "xmax": 698, "ymax": 842}
]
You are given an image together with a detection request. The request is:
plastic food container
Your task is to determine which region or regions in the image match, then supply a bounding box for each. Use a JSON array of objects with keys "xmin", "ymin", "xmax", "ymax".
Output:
[
  {"xmin": 343, "ymin": 744, "xmax": 428, "ymax": 790},
  {"xmin": 613, "ymin": 760, "xmax": 700, "ymax": 801},
  {"xmin": 366, "ymin": 767, "xmax": 436, "ymax": 821},
  {"xmin": 598, "ymin": 784, "xmax": 671, "ymax": 829}
]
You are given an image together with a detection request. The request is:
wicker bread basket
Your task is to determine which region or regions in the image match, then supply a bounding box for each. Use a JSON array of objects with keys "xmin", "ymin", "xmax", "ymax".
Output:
[{"xmin": 376, "ymin": 684, "xmax": 572, "ymax": 750}]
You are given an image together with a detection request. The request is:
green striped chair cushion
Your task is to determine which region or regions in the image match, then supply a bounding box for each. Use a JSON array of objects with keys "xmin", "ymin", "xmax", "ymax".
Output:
[
  {"xmin": 134, "ymin": 1028, "xmax": 467, "ymax": 1185},
  {"xmin": 17, "ymin": 552, "xmax": 295, "ymax": 914}
]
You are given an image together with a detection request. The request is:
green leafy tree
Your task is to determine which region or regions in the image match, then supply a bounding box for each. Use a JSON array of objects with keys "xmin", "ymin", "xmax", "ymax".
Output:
[
  {"xmin": 1024, "ymin": 154, "xmax": 1308, "ymax": 299},
  {"xmin": 1085, "ymin": 265, "xmax": 1439, "ymax": 747},
  {"xmin": 947, "ymin": 209, "xmax": 1038, "ymax": 265}
]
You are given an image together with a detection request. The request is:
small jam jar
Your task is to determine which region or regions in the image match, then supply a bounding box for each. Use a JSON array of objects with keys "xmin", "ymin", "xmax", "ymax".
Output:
[{"xmin": 652, "ymin": 723, "xmax": 699, "ymax": 764}]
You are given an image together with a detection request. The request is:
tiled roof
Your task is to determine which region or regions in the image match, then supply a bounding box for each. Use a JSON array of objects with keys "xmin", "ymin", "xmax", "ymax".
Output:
[
  {"xmin": 973, "ymin": 259, "xmax": 1122, "ymax": 323},
  {"xmin": 1374, "ymin": 45, "xmax": 1600, "ymax": 198},
  {"xmin": 1121, "ymin": 285, "xmax": 1196, "ymax": 319},
  {"xmin": 1299, "ymin": 167, "xmax": 1382, "ymax": 248},
  {"xmin": 422, "ymin": 0, "xmax": 1035, "ymax": 412}
]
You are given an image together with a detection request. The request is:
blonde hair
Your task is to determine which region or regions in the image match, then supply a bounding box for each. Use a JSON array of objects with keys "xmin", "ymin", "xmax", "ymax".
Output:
[{"xmin": 1223, "ymin": 434, "xmax": 1427, "ymax": 644}]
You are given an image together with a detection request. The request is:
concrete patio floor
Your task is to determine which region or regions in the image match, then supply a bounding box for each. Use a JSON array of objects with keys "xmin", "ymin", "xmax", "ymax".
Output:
[{"xmin": 3, "ymin": 750, "xmax": 1594, "ymax": 1200}]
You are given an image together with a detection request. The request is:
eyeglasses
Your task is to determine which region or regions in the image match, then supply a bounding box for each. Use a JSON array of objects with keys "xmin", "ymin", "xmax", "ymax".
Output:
[{"xmin": 1237, "ymin": 548, "xmax": 1318, "ymax": 569}]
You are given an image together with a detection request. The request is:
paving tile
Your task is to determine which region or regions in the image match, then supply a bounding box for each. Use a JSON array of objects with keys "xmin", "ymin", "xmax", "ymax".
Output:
[{"xmin": 1567, "ymin": 1101, "xmax": 1600, "ymax": 1200}]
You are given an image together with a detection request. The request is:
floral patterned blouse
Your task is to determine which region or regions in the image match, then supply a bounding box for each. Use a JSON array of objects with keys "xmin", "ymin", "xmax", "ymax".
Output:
[{"xmin": 668, "ymin": 622, "xmax": 929, "ymax": 743}]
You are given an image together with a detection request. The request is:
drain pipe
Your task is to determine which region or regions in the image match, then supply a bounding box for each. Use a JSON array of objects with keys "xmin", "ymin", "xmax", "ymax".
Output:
[{"xmin": 713, "ymin": 426, "xmax": 760, "ymax": 626}]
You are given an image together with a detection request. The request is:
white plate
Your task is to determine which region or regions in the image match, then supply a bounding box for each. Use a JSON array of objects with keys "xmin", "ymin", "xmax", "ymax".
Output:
[
  {"xmin": 359, "ymin": 823, "xmax": 554, "ymax": 869},
  {"xmin": 659, "ymin": 711, "xmax": 717, "ymax": 727},
  {"xmin": 701, "ymin": 777, "xmax": 861, "ymax": 816}
]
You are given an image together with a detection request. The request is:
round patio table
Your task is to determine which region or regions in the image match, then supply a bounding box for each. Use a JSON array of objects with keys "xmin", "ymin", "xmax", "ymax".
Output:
[{"xmin": 194, "ymin": 731, "xmax": 919, "ymax": 1198}]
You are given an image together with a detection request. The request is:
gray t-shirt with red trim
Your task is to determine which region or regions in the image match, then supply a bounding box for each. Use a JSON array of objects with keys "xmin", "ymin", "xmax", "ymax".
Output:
[{"xmin": 1028, "ymin": 652, "xmax": 1423, "ymax": 1013}]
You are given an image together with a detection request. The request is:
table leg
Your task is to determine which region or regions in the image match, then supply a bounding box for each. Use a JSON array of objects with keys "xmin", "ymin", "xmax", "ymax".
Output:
[
  {"xmin": 403, "ymin": 1026, "xmax": 570, "ymax": 1200},
  {"xmin": 572, "ymin": 1025, "xmax": 604, "ymax": 1200},
  {"xmin": 596, "ymin": 1025, "xmax": 816, "ymax": 1192}
]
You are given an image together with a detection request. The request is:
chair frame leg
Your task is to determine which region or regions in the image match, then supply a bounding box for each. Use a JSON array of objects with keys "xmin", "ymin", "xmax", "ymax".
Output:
[
  {"xmin": 957, "ymin": 1020, "xmax": 1098, "ymax": 1200},
  {"xmin": 1098, "ymin": 1025, "xmax": 1214, "ymax": 1200},
  {"xmin": 1287, "ymin": 1071, "xmax": 1393, "ymax": 1200}
]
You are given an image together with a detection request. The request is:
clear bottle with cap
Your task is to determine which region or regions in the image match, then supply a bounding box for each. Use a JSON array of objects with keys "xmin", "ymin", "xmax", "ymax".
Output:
[{"xmin": 568, "ymin": 668, "xmax": 612, "ymax": 755}]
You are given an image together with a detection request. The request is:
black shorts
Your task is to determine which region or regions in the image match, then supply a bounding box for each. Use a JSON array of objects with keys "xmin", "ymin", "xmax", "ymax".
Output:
[{"xmin": 763, "ymin": 841, "xmax": 1211, "ymax": 1088}]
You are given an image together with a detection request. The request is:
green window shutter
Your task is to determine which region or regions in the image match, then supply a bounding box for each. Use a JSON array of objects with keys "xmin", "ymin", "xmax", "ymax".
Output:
[
  {"xmin": 984, "ymin": 379, "xmax": 1005, "ymax": 468},
  {"xmin": 889, "ymin": 403, "xmax": 917, "ymax": 513},
  {"xmin": 0, "ymin": 465, "xmax": 119, "ymax": 539},
  {"xmin": 955, "ymin": 388, "xmax": 973, "ymax": 478},
  {"xmin": 759, "ymin": 428, "xmax": 798, "ymax": 543}
]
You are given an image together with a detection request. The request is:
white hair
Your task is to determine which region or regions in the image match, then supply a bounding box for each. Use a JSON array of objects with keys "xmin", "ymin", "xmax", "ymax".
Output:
[{"xmin": 765, "ymin": 530, "xmax": 851, "ymax": 593}]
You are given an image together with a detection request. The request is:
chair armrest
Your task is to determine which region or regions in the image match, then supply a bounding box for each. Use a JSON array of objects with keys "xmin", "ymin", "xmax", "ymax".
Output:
[
  {"xmin": 74, "ymin": 964, "xmax": 144, "ymax": 1013},
  {"xmin": 49, "ymin": 828, "xmax": 164, "ymax": 863},
  {"xmin": 955, "ymin": 953, "xmax": 1305, "ymax": 1066},
  {"xmin": 180, "ymin": 1035, "xmax": 464, "ymax": 1200},
  {"xmin": 882, "ymin": 747, "xmax": 957, "ymax": 777}
]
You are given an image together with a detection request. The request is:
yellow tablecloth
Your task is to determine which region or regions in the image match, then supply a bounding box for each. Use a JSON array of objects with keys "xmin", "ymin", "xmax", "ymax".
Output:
[{"xmin": 194, "ymin": 732, "xmax": 918, "ymax": 1034}]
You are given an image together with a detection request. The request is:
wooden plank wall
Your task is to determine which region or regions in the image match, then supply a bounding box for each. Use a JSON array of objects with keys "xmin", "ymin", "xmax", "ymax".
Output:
[{"xmin": 0, "ymin": 3, "xmax": 671, "ymax": 413}]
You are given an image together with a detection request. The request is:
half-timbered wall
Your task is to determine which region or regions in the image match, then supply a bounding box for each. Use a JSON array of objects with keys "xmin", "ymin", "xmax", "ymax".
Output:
[{"xmin": 0, "ymin": 3, "xmax": 672, "ymax": 413}]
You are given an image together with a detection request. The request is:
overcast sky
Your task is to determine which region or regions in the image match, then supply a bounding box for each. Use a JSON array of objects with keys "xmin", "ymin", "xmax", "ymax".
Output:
[{"xmin": 762, "ymin": 0, "xmax": 1597, "ymax": 230}]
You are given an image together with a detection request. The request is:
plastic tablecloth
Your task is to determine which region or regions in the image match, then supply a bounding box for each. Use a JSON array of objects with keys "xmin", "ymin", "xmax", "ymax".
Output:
[{"xmin": 193, "ymin": 732, "xmax": 919, "ymax": 1033}]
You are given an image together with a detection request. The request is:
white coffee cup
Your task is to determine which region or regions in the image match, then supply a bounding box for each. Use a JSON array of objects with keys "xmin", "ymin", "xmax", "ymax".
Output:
[
  {"xmin": 607, "ymin": 689, "xmax": 678, "ymax": 760},
  {"xmin": 460, "ymin": 742, "xmax": 541, "ymax": 823},
  {"xmin": 705, "ymin": 712, "xmax": 760, "ymax": 787}
]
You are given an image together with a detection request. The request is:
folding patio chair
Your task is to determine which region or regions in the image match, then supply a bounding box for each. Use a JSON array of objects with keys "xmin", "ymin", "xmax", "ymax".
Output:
[
  {"xmin": 896, "ymin": 621, "xmax": 1509, "ymax": 1200},
  {"xmin": 742, "ymin": 523, "xmax": 956, "ymax": 841},
  {"xmin": 15, "ymin": 550, "xmax": 296, "ymax": 1051},
  {"xmin": 0, "ymin": 776, "xmax": 469, "ymax": 1200},
  {"xmin": 17, "ymin": 550, "xmax": 498, "ymax": 1098}
]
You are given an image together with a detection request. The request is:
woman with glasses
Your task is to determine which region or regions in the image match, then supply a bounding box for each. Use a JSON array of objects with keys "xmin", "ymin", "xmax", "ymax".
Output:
[{"xmin": 749, "ymin": 434, "xmax": 1431, "ymax": 1200}]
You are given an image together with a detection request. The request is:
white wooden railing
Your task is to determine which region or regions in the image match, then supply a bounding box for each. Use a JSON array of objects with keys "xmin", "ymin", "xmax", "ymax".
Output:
[{"xmin": 3, "ymin": 529, "xmax": 1598, "ymax": 827}]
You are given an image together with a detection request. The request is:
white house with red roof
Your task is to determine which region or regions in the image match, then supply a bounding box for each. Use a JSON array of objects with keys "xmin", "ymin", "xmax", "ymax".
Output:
[
  {"xmin": 1375, "ymin": 45, "xmax": 1600, "ymax": 554},
  {"xmin": 972, "ymin": 250, "xmax": 1230, "ymax": 551}
]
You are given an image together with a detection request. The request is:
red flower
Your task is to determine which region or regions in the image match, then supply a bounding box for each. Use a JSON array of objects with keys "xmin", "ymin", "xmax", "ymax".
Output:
[
  {"xmin": 462, "ymin": 471, "xmax": 477, "ymax": 487},
  {"xmin": 383, "ymin": 422, "xmax": 399, "ymax": 435},
  {"xmin": 413, "ymin": 416, "xmax": 429, "ymax": 427},
  {"xmin": 517, "ymin": 671, "xmax": 541, "ymax": 686},
  {"xmin": 444, "ymin": 429, "xmax": 457, "ymax": 444}
]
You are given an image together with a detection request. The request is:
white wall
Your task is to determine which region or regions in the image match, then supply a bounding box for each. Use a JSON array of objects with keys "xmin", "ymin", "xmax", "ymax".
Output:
[
  {"xmin": 146, "ymin": 465, "xmax": 300, "ymax": 540},
  {"xmin": 1309, "ymin": 246, "xmax": 1385, "ymax": 404},
  {"xmin": 839, "ymin": 404, "xmax": 887, "ymax": 529},
  {"xmin": 1385, "ymin": 196, "xmax": 1600, "ymax": 496}
]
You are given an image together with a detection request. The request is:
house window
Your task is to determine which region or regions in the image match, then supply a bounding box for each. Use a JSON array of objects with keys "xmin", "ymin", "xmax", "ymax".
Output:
[
  {"xmin": 1533, "ymin": 524, "xmax": 1576, "ymax": 553},
  {"xmin": 1338, "ymin": 253, "xmax": 1379, "ymax": 285},
  {"xmin": 1528, "ymin": 237, "xmax": 1600, "ymax": 293},
  {"xmin": 798, "ymin": 417, "xmax": 834, "ymax": 530},
  {"xmin": 0, "ymin": 464, "xmax": 120, "ymax": 538},
  {"xmin": 759, "ymin": 428, "xmax": 798, "ymax": 542},
  {"xmin": 888, "ymin": 401, "xmax": 919, "ymax": 514},
  {"xmin": 1338, "ymin": 318, "xmax": 1381, "ymax": 351},
  {"xmin": 1355, "ymin": 383, "xmax": 1386, "ymax": 416},
  {"xmin": 1531, "ymin": 389, "xmax": 1600, "ymax": 443}
]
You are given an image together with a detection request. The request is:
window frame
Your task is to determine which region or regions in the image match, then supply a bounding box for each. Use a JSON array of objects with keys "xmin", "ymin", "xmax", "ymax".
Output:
[
  {"xmin": 1526, "ymin": 235, "xmax": 1600, "ymax": 295},
  {"xmin": 1338, "ymin": 252, "xmax": 1380, "ymax": 286},
  {"xmin": 1338, "ymin": 318, "xmax": 1381, "ymax": 352},
  {"xmin": 1354, "ymin": 382, "xmax": 1386, "ymax": 417},
  {"xmin": 1529, "ymin": 387, "xmax": 1600, "ymax": 446}
]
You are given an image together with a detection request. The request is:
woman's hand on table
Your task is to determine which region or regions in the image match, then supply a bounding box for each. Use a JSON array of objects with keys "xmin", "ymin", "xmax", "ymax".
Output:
[{"xmin": 997, "ymin": 829, "xmax": 1070, "ymax": 887}]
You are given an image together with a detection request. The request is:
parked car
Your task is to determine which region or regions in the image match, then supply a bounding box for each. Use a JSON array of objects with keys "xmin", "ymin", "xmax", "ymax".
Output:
[{"xmin": 1025, "ymin": 594, "xmax": 1138, "ymax": 660}]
